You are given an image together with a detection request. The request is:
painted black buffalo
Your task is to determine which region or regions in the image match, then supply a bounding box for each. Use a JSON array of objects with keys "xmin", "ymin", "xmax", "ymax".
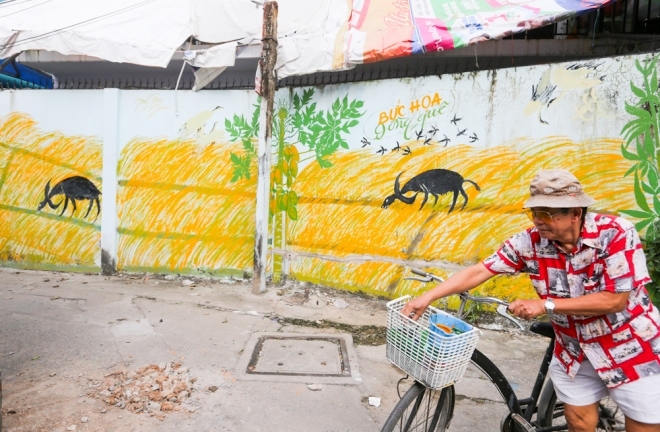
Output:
[
  {"xmin": 37, "ymin": 176, "xmax": 101, "ymax": 219},
  {"xmin": 381, "ymin": 169, "xmax": 480, "ymax": 213}
]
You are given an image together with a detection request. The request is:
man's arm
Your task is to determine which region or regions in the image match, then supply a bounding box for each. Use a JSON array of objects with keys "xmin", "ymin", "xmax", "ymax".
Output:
[
  {"xmin": 510, "ymin": 223, "xmax": 644, "ymax": 320},
  {"xmin": 401, "ymin": 263, "xmax": 495, "ymax": 320},
  {"xmin": 508, "ymin": 291, "xmax": 630, "ymax": 320}
]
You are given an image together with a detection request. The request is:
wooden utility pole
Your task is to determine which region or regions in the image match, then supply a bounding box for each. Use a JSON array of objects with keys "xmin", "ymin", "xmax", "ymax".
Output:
[{"xmin": 253, "ymin": 1, "xmax": 278, "ymax": 294}]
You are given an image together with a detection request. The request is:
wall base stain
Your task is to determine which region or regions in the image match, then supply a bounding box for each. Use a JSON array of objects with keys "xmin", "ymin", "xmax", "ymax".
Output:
[{"xmin": 101, "ymin": 249, "xmax": 116, "ymax": 275}]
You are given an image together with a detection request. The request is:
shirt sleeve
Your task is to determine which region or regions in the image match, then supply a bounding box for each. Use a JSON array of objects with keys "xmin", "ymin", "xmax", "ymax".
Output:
[
  {"xmin": 482, "ymin": 232, "xmax": 528, "ymax": 275},
  {"xmin": 601, "ymin": 224, "xmax": 651, "ymax": 293}
]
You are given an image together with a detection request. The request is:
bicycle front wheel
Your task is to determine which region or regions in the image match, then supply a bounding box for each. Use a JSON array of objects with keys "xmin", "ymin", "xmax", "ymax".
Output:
[{"xmin": 381, "ymin": 382, "xmax": 455, "ymax": 432}]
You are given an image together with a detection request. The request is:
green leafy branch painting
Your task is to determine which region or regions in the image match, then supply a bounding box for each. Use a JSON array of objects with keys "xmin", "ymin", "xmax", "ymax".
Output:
[
  {"xmin": 620, "ymin": 56, "xmax": 660, "ymax": 237},
  {"xmin": 226, "ymin": 99, "xmax": 261, "ymax": 182},
  {"xmin": 225, "ymin": 88, "xmax": 364, "ymax": 221}
]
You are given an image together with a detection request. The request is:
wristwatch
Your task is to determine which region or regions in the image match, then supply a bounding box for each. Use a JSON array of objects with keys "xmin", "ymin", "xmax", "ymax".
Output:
[{"xmin": 544, "ymin": 298, "xmax": 555, "ymax": 316}]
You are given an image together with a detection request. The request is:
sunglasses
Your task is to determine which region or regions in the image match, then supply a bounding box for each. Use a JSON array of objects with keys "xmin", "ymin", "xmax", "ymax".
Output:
[{"xmin": 524, "ymin": 209, "xmax": 565, "ymax": 223}]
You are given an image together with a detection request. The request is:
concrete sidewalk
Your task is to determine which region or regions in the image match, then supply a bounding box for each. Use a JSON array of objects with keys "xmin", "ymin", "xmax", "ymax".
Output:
[{"xmin": 0, "ymin": 268, "xmax": 550, "ymax": 432}]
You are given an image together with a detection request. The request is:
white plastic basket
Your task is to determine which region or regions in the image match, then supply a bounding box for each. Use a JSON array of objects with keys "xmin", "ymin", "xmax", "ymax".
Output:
[{"xmin": 386, "ymin": 296, "xmax": 481, "ymax": 390}]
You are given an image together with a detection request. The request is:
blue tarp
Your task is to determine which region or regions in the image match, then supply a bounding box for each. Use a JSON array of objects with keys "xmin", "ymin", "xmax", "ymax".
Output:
[{"xmin": 0, "ymin": 58, "xmax": 55, "ymax": 89}]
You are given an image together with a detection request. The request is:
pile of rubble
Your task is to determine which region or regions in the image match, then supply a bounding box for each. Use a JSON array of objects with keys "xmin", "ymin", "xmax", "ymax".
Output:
[{"xmin": 96, "ymin": 362, "xmax": 196, "ymax": 415}]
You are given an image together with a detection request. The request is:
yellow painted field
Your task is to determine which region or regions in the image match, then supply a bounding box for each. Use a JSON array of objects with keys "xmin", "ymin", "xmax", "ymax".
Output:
[
  {"xmin": 0, "ymin": 113, "xmax": 102, "ymax": 270},
  {"xmin": 289, "ymin": 137, "xmax": 636, "ymax": 300},
  {"xmin": 117, "ymin": 138, "xmax": 256, "ymax": 276},
  {"xmin": 2, "ymin": 110, "xmax": 636, "ymax": 303}
]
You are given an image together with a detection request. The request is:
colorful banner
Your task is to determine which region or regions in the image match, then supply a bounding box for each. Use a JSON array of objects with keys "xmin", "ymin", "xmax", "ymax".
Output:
[{"xmin": 347, "ymin": 0, "xmax": 612, "ymax": 63}]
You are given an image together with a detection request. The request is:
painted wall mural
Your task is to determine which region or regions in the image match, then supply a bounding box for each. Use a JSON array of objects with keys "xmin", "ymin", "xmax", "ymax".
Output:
[
  {"xmin": 116, "ymin": 137, "xmax": 256, "ymax": 277},
  {"xmin": 0, "ymin": 52, "xmax": 656, "ymax": 303},
  {"xmin": 0, "ymin": 113, "xmax": 102, "ymax": 271},
  {"xmin": 286, "ymin": 138, "xmax": 636, "ymax": 301},
  {"xmin": 224, "ymin": 88, "xmax": 365, "ymax": 278}
]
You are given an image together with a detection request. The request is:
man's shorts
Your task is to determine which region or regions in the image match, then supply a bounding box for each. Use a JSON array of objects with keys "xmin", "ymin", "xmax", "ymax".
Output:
[{"xmin": 549, "ymin": 357, "xmax": 660, "ymax": 424}]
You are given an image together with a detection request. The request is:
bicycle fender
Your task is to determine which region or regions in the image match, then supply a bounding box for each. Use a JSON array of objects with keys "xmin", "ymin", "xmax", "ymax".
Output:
[{"xmin": 470, "ymin": 349, "xmax": 522, "ymax": 414}]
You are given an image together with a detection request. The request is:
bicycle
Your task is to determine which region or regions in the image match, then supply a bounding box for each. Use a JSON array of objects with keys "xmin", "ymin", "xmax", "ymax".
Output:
[{"xmin": 381, "ymin": 268, "xmax": 626, "ymax": 432}]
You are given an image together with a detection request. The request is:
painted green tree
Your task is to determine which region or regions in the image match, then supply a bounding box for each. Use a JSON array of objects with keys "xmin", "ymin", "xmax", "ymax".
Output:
[
  {"xmin": 225, "ymin": 89, "xmax": 364, "ymax": 280},
  {"xmin": 225, "ymin": 99, "xmax": 261, "ymax": 183},
  {"xmin": 225, "ymin": 88, "xmax": 364, "ymax": 221},
  {"xmin": 620, "ymin": 56, "xmax": 660, "ymax": 305}
]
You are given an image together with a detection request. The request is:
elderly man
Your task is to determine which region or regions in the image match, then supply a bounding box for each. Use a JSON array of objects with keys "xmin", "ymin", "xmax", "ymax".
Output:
[{"xmin": 402, "ymin": 169, "xmax": 660, "ymax": 432}]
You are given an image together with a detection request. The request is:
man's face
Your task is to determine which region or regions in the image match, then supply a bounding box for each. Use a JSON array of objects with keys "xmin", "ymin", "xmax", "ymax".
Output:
[{"xmin": 527, "ymin": 207, "xmax": 577, "ymax": 240}]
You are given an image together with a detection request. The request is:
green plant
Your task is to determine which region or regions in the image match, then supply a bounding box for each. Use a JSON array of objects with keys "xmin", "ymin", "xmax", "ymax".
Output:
[
  {"xmin": 619, "ymin": 57, "xmax": 660, "ymax": 237},
  {"xmin": 619, "ymin": 56, "xmax": 660, "ymax": 307},
  {"xmin": 643, "ymin": 223, "xmax": 660, "ymax": 307}
]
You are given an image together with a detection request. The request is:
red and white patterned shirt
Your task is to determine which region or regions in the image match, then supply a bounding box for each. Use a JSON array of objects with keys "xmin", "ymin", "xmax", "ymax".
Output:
[{"xmin": 483, "ymin": 213, "xmax": 660, "ymax": 388}]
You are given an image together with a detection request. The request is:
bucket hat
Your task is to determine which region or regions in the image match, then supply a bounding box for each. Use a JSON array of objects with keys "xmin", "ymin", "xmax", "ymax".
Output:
[{"xmin": 523, "ymin": 169, "xmax": 596, "ymax": 208}]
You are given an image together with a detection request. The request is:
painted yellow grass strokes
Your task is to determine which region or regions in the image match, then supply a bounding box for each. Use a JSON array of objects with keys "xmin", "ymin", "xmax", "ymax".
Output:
[
  {"xmin": 290, "ymin": 137, "xmax": 635, "ymax": 298},
  {"xmin": 415, "ymin": 138, "xmax": 636, "ymax": 265},
  {"xmin": 118, "ymin": 191, "xmax": 255, "ymax": 270},
  {"xmin": 290, "ymin": 256, "xmax": 407, "ymax": 297},
  {"xmin": 0, "ymin": 114, "xmax": 102, "ymax": 206},
  {"xmin": 0, "ymin": 113, "xmax": 102, "ymax": 267},
  {"xmin": 289, "ymin": 144, "xmax": 475, "ymax": 258},
  {"xmin": 0, "ymin": 114, "xmax": 101, "ymax": 182},
  {"xmin": 288, "ymin": 201, "xmax": 430, "ymax": 259},
  {"xmin": 412, "ymin": 138, "xmax": 634, "ymax": 301},
  {"xmin": 0, "ymin": 209, "xmax": 99, "ymax": 265},
  {"xmin": 117, "ymin": 138, "xmax": 256, "ymax": 272},
  {"xmin": 0, "ymin": 145, "xmax": 13, "ymax": 190},
  {"xmin": 120, "ymin": 236, "xmax": 253, "ymax": 271}
]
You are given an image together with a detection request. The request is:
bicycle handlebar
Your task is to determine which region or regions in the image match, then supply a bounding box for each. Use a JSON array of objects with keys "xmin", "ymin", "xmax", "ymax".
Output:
[
  {"xmin": 410, "ymin": 268, "xmax": 429, "ymax": 277},
  {"xmin": 407, "ymin": 268, "xmax": 525, "ymax": 331}
]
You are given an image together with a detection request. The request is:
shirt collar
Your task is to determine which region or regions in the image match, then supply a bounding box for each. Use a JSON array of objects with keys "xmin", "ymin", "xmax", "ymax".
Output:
[{"xmin": 579, "ymin": 213, "xmax": 602, "ymax": 250}]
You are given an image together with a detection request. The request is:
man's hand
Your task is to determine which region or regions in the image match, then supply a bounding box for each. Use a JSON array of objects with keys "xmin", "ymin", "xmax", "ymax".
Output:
[
  {"xmin": 398, "ymin": 264, "xmax": 495, "ymax": 322},
  {"xmin": 401, "ymin": 295, "xmax": 433, "ymax": 321},
  {"xmin": 508, "ymin": 299, "xmax": 546, "ymax": 320}
]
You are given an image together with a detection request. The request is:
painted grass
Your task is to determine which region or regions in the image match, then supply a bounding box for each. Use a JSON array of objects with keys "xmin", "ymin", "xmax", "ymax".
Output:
[
  {"xmin": 0, "ymin": 113, "xmax": 102, "ymax": 268},
  {"xmin": 117, "ymin": 138, "xmax": 257, "ymax": 273},
  {"xmin": 290, "ymin": 137, "xmax": 636, "ymax": 299},
  {"xmin": 0, "ymin": 112, "xmax": 636, "ymax": 303}
]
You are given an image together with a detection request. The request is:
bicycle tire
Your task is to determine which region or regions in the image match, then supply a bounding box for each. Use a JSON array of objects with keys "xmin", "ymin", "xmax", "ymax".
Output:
[
  {"xmin": 538, "ymin": 381, "xmax": 625, "ymax": 431},
  {"xmin": 381, "ymin": 382, "xmax": 455, "ymax": 432}
]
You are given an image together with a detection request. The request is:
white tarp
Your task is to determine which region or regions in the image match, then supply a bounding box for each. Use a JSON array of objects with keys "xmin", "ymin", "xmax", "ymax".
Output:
[
  {"xmin": 0, "ymin": 0, "xmax": 350, "ymax": 79},
  {"xmin": 0, "ymin": 0, "xmax": 191, "ymax": 68},
  {"xmin": 0, "ymin": 0, "xmax": 613, "ymax": 82}
]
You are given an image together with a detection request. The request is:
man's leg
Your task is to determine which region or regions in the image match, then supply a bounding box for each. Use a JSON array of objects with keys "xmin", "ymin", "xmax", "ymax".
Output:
[
  {"xmin": 563, "ymin": 402, "xmax": 599, "ymax": 432},
  {"xmin": 625, "ymin": 417, "xmax": 660, "ymax": 432},
  {"xmin": 609, "ymin": 368, "xmax": 660, "ymax": 430},
  {"xmin": 549, "ymin": 358, "xmax": 608, "ymax": 432}
]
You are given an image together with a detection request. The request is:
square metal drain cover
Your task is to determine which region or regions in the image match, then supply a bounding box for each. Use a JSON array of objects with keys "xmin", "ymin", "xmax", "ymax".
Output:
[{"xmin": 236, "ymin": 332, "xmax": 362, "ymax": 384}]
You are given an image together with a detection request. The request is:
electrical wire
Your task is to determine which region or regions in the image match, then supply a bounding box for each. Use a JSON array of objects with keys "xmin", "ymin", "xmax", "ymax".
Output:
[
  {"xmin": 0, "ymin": 0, "xmax": 50, "ymax": 18},
  {"xmin": 0, "ymin": 0, "xmax": 159, "ymax": 50},
  {"xmin": 0, "ymin": 0, "xmax": 43, "ymax": 8}
]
